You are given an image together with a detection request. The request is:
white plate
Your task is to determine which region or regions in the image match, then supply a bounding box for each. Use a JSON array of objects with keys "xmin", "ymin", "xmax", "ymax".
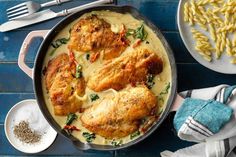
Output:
[
  {"xmin": 4, "ymin": 99, "xmax": 57, "ymax": 154},
  {"xmin": 177, "ymin": 0, "xmax": 236, "ymax": 74}
]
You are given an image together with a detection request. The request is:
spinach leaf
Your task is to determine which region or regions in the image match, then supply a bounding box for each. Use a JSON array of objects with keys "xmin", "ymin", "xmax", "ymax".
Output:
[
  {"xmin": 50, "ymin": 29, "xmax": 71, "ymax": 56},
  {"xmin": 82, "ymin": 132, "xmax": 96, "ymax": 143},
  {"xmin": 126, "ymin": 28, "xmax": 135, "ymax": 36},
  {"xmin": 111, "ymin": 140, "xmax": 123, "ymax": 146},
  {"xmin": 160, "ymin": 82, "xmax": 170, "ymax": 95},
  {"xmin": 66, "ymin": 113, "xmax": 78, "ymax": 125},
  {"xmin": 126, "ymin": 24, "xmax": 148, "ymax": 41},
  {"xmin": 90, "ymin": 94, "xmax": 99, "ymax": 102},
  {"xmin": 135, "ymin": 24, "xmax": 148, "ymax": 41},
  {"xmin": 157, "ymin": 82, "xmax": 171, "ymax": 103},
  {"xmin": 146, "ymin": 74, "xmax": 155, "ymax": 89},
  {"xmin": 130, "ymin": 130, "xmax": 140, "ymax": 140},
  {"xmin": 86, "ymin": 53, "xmax": 90, "ymax": 60}
]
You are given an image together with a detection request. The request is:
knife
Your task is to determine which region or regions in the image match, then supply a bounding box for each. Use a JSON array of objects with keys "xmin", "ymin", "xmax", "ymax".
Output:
[{"xmin": 0, "ymin": 0, "xmax": 113, "ymax": 32}]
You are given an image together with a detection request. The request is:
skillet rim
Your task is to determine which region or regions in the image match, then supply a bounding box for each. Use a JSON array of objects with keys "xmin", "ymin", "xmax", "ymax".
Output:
[{"xmin": 33, "ymin": 5, "xmax": 177, "ymax": 151}]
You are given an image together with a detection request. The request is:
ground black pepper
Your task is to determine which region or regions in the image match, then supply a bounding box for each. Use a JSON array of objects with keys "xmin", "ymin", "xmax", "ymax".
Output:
[{"xmin": 13, "ymin": 120, "xmax": 41, "ymax": 144}]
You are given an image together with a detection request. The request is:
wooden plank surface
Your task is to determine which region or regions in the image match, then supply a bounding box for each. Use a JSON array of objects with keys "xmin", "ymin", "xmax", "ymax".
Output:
[{"xmin": 0, "ymin": 0, "xmax": 235, "ymax": 156}]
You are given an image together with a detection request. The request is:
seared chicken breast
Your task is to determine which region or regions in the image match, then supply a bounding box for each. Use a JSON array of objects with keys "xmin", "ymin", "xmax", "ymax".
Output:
[
  {"xmin": 81, "ymin": 86, "xmax": 157, "ymax": 139},
  {"xmin": 45, "ymin": 54, "xmax": 85, "ymax": 116},
  {"xmin": 68, "ymin": 15, "xmax": 129, "ymax": 60},
  {"xmin": 87, "ymin": 48, "xmax": 163, "ymax": 92}
]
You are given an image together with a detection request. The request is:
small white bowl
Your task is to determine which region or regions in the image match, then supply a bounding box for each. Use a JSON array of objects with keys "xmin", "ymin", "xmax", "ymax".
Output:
[
  {"xmin": 4, "ymin": 99, "xmax": 57, "ymax": 154},
  {"xmin": 177, "ymin": 0, "xmax": 236, "ymax": 74}
]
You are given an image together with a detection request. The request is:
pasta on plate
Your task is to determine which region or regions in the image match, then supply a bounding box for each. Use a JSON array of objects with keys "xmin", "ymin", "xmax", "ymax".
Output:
[{"xmin": 183, "ymin": 0, "xmax": 236, "ymax": 64}]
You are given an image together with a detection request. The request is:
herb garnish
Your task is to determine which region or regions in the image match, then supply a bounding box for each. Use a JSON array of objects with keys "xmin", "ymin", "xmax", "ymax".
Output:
[
  {"xmin": 90, "ymin": 94, "xmax": 99, "ymax": 102},
  {"xmin": 66, "ymin": 113, "xmax": 78, "ymax": 125},
  {"xmin": 86, "ymin": 53, "xmax": 90, "ymax": 60},
  {"xmin": 160, "ymin": 82, "xmax": 170, "ymax": 95},
  {"xmin": 75, "ymin": 64, "xmax": 83, "ymax": 78},
  {"xmin": 158, "ymin": 82, "xmax": 170, "ymax": 102},
  {"xmin": 111, "ymin": 140, "xmax": 123, "ymax": 146},
  {"xmin": 146, "ymin": 74, "xmax": 155, "ymax": 89},
  {"xmin": 50, "ymin": 29, "xmax": 71, "ymax": 56},
  {"xmin": 82, "ymin": 132, "xmax": 96, "ymax": 143},
  {"xmin": 130, "ymin": 130, "xmax": 140, "ymax": 140},
  {"xmin": 126, "ymin": 24, "xmax": 148, "ymax": 41}
]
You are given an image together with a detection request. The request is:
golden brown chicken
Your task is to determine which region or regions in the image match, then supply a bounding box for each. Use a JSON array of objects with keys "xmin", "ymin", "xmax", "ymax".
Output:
[
  {"xmin": 87, "ymin": 48, "xmax": 163, "ymax": 92},
  {"xmin": 44, "ymin": 53, "xmax": 86, "ymax": 116},
  {"xmin": 81, "ymin": 86, "xmax": 157, "ymax": 139},
  {"xmin": 68, "ymin": 15, "xmax": 129, "ymax": 60}
]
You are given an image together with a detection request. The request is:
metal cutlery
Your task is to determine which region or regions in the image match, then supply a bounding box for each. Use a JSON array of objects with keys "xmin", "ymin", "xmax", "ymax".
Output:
[
  {"xmin": 0, "ymin": 0, "xmax": 114, "ymax": 32},
  {"xmin": 7, "ymin": 0, "xmax": 71, "ymax": 20}
]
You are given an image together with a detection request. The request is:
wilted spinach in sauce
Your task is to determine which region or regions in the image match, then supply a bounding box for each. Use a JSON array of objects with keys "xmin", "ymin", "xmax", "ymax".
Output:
[
  {"xmin": 50, "ymin": 29, "xmax": 71, "ymax": 56},
  {"xmin": 158, "ymin": 82, "xmax": 170, "ymax": 102},
  {"xmin": 130, "ymin": 130, "xmax": 140, "ymax": 140},
  {"xmin": 111, "ymin": 140, "xmax": 123, "ymax": 146},
  {"xmin": 90, "ymin": 94, "xmax": 99, "ymax": 102},
  {"xmin": 66, "ymin": 113, "xmax": 78, "ymax": 125},
  {"xmin": 82, "ymin": 132, "xmax": 96, "ymax": 143},
  {"xmin": 126, "ymin": 24, "xmax": 148, "ymax": 41},
  {"xmin": 146, "ymin": 74, "xmax": 155, "ymax": 89}
]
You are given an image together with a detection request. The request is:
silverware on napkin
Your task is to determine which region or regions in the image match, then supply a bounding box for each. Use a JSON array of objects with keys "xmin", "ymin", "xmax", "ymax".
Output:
[{"xmin": 0, "ymin": 0, "xmax": 113, "ymax": 32}]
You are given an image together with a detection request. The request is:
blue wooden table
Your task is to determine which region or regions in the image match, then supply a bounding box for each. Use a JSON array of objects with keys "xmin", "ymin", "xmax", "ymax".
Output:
[{"xmin": 1, "ymin": 0, "xmax": 236, "ymax": 156}]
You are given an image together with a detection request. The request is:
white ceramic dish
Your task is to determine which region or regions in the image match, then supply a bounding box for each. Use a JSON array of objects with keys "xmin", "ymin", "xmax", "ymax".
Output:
[
  {"xmin": 177, "ymin": 0, "xmax": 236, "ymax": 74},
  {"xmin": 4, "ymin": 99, "xmax": 57, "ymax": 154}
]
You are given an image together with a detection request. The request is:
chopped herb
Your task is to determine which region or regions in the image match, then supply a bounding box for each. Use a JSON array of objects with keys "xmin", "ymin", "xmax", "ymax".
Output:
[
  {"xmin": 111, "ymin": 140, "xmax": 123, "ymax": 146},
  {"xmin": 86, "ymin": 53, "xmax": 90, "ymax": 60},
  {"xmin": 66, "ymin": 113, "xmax": 78, "ymax": 125},
  {"xmin": 126, "ymin": 28, "xmax": 135, "ymax": 36},
  {"xmin": 130, "ymin": 130, "xmax": 140, "ymax": 140},
  {"xmin": 146, "ymin": 74, "xmax": 155, "ymax": 89},
  {"xmin": 90, "ymin": 94, "xmax": 99, "ymax": 102},
  {"xmin": 51, "ymin": 38, "xmax": 69, "ymax": 48},
  {"xmin": 75, "ymin": 64, "xmax": 83, "ymax": 78},
  {"xmin": 126, "ymin": 24, "xmax": 148, "ymax": 41},
  {"xmin": 82, "ymin": 132, "xmax": 96, "ymax": 143},
  {"xmin": 135, "ymin": 24, "xmax": 148, "ymax": 41},
  {"xmin": 50, "ymin": 29, "xmax": 71, "ymax": 56},
  {"xmin": 160, "ymin": 82, "xmax": 170, "ymax": 95},
  {"xmin": 146, "ymin": 41, "xmax": 150, "ymax": 44},
  {"xmin": 157, "ymin": 82, "xmax": 171, "ymax": 103}
]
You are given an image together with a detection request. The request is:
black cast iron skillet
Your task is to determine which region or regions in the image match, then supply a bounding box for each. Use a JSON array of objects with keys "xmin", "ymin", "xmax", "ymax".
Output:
[{"xmin": 18, "ymin": 5, "xmax": 177, "ymax": 151}]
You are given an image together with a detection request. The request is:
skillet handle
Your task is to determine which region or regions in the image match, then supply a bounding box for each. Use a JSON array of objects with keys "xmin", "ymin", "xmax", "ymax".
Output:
[
  {"xmin": 18, "ymin": 30, "xmax": 49, "ymax": 79},
  {"xmin": 170, "ymin": 94, "xmax": 184, "ymax": 111}
]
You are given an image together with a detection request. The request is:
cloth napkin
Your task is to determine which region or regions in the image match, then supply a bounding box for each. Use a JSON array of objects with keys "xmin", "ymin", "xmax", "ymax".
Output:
[{"xmin": 161, "ymin": 85, "xmax": 236, "ymax": 157}]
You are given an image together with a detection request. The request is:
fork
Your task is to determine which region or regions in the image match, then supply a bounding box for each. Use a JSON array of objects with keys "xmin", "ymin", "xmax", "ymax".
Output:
[{"xmin": 7, "ymin": 0, "xmax": 71, "ymax": 20}]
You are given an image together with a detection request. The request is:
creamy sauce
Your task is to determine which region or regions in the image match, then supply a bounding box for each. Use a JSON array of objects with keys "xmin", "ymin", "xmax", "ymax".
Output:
[{"xmin": 42, "ymin": 11, "xmax": 172, "ymax": 145}]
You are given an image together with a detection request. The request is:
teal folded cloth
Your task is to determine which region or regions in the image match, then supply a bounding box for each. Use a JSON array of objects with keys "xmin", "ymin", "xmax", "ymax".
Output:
[
  {"xmin": 161, "ymin": 85, "xmax": 236, "ymax": 157},
  {"xmin": 174, "ymin": 98, "xmax": 233, "ymax": 135}
]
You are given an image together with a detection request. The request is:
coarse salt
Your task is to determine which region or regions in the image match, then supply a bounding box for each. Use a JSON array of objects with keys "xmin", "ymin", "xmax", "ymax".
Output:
[{"xmin": 14, "ymin": 104, "xmax": 49, "ymax": 134}]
